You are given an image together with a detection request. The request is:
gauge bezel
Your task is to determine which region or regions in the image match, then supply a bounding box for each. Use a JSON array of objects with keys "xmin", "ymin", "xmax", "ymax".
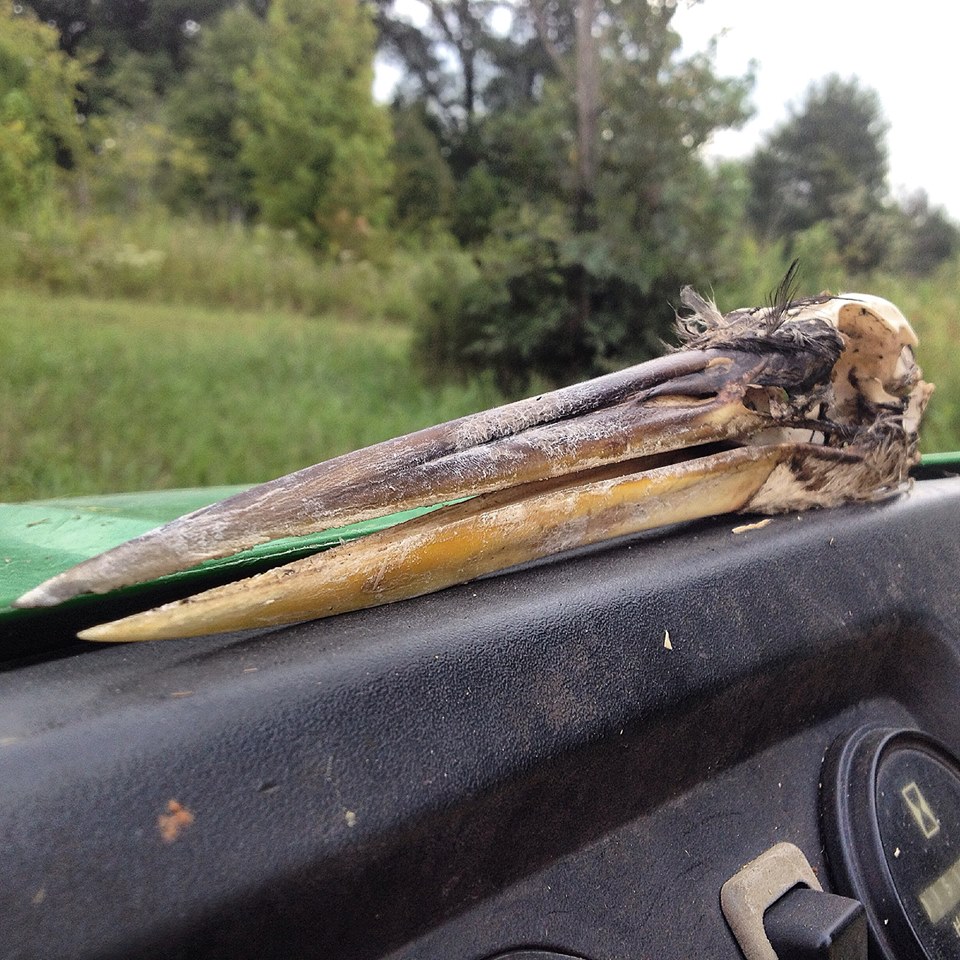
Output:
[{"xmin": 822, "ymin": 726, "xmax": 960, "ymax": 960}]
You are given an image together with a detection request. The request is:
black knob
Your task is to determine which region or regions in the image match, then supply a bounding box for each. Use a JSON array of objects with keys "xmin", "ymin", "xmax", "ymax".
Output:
[{"xmin": 763, "ymin": 887, "xmax": 868, "ymax": 960}]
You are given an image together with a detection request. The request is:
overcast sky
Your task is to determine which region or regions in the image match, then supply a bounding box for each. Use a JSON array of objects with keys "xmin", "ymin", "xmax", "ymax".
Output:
[{"xmin": 672, "ymin": 0, "xmax": 958, "ymax": 216}]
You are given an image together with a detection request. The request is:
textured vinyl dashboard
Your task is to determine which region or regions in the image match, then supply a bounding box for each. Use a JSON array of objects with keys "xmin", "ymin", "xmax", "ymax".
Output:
[{"xmin": 1, "ymin": 477, "xmax": 959, "ymax": 960}]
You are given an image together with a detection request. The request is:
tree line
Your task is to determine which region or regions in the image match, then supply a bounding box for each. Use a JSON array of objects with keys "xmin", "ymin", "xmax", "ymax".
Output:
[{"xmin": 3, "ymin": 0, "xmax": 957, "ymax": 386}]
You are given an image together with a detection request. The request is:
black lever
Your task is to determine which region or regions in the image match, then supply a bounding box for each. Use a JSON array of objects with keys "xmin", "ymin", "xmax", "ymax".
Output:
[{"xmin": 764, "ymin": 887, "xmax": 868, "ymax": 960}]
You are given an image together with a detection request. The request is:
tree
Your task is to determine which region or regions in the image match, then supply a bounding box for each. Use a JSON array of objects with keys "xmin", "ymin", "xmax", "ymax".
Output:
[
  {"xmin": 25, "ymin": 0, "xmax": 252, "ymax": 102},
  {"xmin": 389, "ymin": 103, "xmax": 455, "ymax": 230},
  {"xmin": 374, "ymin": 0, "xmax": 556, "ymax": 178},
  {"xmin": 747, "ymin": 75, "xmax": 890, "ymax": 269},
  {"xmin": 169, "ymin": 3, "xmax": 264, "ymax": 217},
  {"xmin": 375, "ymin": 0, "xmax": 514, "ymax": 133},
  {"xmin": 0, "ymin": 4, "xmax": 86, "ymax": 217},
  {"xmin": 27, "ymin": 0, "xmax": 247, "ymax": 60},
  {"xmin": 238, "ymin": 0, "xmax": 394, "ymax": 251},
  {"xmin": 890, "ymin": 189, "xmax": 960, "ymax": 275},
  {"xmin": 418, "ymin": 0, "xmax": 752, "ymax": 386}
]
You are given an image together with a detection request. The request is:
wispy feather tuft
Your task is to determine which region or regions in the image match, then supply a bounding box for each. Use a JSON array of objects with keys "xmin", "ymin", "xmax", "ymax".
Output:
[
  {"xmin": 765, "ymin": 259, "xmax": 802, "ymax": 332},
  {"xmin": 676, "ymin": 285, "xmax": 724, "ymax": 343}
]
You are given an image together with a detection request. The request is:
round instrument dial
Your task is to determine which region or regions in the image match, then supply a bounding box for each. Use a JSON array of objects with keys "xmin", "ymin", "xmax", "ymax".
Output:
[{"xmin": 823, "ymin": 727, "xmax": 960, "ymax": 960}]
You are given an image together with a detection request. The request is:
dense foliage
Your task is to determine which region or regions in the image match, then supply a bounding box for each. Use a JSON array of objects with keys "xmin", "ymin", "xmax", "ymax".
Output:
[
  {"xmin": 237, "ymin": 0, "xmax": 393, "ymax": 250},
  {"xmin": 0, "ymin": 4, "xmax": 86, "ymax": 215},
  {"xmin": 381, "ymin": 0, "xmax": 756, "ymax": 383}
]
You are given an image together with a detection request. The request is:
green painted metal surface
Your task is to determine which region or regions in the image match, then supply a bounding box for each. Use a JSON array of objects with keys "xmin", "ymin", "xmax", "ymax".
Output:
[
  {"xmin": 2, "ymin": 454, "xmax": 957, "ymax": 642},
  {"xmin": 0, "ymin": 486, "xmax": 442, "ymax": 621},
  {"xmin": 921, "ymin": 451, "xmax": 960, "ymax": 469}
]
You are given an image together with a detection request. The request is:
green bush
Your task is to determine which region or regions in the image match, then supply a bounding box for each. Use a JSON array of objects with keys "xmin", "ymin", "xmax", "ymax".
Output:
[
  {"xmin": 415, "ymin": 205, "xmax": 582, "ymax": 389},
  {"xmin": 1, "ymin": 200, "xmax": 499, "ymax": 343},
  {"xmin": 0, "ymin": 205, "xmax": 462, "ymax": 322},
  {"xmin": 390, "ymin": 106, "xmax": 455, "ymax": 232},
  {"xmin": 415, "ymin": 195, "xmax": 743, "ymax": 390}
]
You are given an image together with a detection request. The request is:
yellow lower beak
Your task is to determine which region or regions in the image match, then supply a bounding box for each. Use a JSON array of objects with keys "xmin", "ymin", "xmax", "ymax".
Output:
[{"xmin": 78, "ymin": 442, "xmax": 853, "ymax": 642}]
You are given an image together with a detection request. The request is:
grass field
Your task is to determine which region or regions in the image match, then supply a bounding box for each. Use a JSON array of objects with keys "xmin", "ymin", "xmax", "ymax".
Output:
[
  {"xmin": 0, "ymin": 289, "xmax": 502, "ymax": 502},
  {"xmin": 864, "ymin": 269, "xmax": 960, "ymax": 456},
  {"xmin": 2, "ymin": 276, "xmax": 957, "ymax": 504}
]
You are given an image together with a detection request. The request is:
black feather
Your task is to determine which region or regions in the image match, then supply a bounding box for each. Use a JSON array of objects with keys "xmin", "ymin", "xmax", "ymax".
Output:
[{"xmin": 765, "ymin": 258, "xmax": 802, "ymax": 332}]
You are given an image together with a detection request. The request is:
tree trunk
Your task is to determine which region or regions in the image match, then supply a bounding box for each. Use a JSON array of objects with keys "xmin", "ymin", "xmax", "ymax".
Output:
[
  {"xmin": 573, "ymin": 0, "xmax": 598, "ymax": 338},
  {"xmin": 575, "ymin": 0, "xmax": 598, "ymax": 223}
]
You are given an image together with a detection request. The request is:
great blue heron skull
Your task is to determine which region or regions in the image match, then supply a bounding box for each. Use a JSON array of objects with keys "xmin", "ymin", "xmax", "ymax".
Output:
[{"xmin": 15, "ymin": 285, "xmax": 932, "ymax": 641}]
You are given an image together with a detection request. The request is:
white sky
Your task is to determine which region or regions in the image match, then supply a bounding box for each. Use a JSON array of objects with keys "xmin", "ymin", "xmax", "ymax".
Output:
[{"xmin": 672, "ymin": 0, "xmax": 959, "ymax": 215}]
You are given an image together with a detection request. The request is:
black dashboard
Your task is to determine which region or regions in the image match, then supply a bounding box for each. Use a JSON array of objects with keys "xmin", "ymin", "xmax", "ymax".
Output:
[{"xmin": 2, "ymin": 475, "xmax": 959, "ymax": 960}]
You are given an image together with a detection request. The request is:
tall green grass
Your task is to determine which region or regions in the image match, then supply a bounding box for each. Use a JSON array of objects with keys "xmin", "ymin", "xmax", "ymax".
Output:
[
  {"xmin": 0, "ymin": 206, "xmax": 446, "ymax": 324},
  {"xmin": 1, "ymin": 209, "xmax": 957, "ymax": 506},
  {"xmin": 0, "ymin": 289, "xmax": 502, "ymax": 501},
  {"xmin": 865, "ymin": 264, "xmax": 960, "ymax": 455}
]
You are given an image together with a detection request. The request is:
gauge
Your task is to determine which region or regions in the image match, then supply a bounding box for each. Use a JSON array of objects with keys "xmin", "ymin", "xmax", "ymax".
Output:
[{"xmin": 823, "ymin": 727, "xmax": 960, "ymax": 960}]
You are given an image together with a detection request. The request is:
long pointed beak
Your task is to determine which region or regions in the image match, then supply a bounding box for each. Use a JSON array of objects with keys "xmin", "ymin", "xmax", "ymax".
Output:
[{"xmin": 16, "ymin": 289, "xmax": 932, "ymax": 642}]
